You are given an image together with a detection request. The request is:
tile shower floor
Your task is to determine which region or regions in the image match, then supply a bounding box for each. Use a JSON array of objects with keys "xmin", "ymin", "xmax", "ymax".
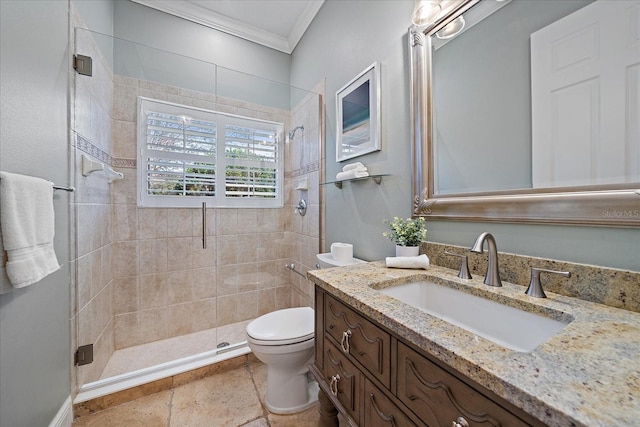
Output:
[
  {"xmin": 100, "ymin": 320, "xmax": 252, "ymax": 379},
  {"xmin": 73, "ymin": 357, "xmax": 324, "ymax": 426}
]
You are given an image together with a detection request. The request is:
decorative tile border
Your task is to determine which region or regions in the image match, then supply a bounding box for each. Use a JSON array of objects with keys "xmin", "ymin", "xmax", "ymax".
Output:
[
  {"xmin": 286, "ymin": 161, "xmax": 319, "ymax": 178},
  {"xmin": 74, "ymin": 134, "xmax": 137, "ymax": 169},
  {"xmin": 112, "ymin": 158, "xmax": 136, "ymax": 169},
  {"xmin": 75, "ymin": 134, "xmax": 111, "ymax": 165}
]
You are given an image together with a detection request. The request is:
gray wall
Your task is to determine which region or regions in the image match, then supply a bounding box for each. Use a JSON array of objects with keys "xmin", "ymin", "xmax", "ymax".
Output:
[
  {"xmin": 0, "ymin": 1, "xmax": 72, "ymax": 426},
  {"xmin": 113, "ymin": 1, "xmax": 291, "ymax": 85},
  {"xmin": 291, "ymin": 0, "xmax": 416, "ymax": 262},
  {"xmin": 290, "ymin": 0, "xmax": 640, "ymax": 271},
  {"xmin": 73, "ymin": 0, "xmax": 114, "ymax": 36},
  {"xmin": 72, "ymin": 0, "xmax": 115, "ymax": 68}
]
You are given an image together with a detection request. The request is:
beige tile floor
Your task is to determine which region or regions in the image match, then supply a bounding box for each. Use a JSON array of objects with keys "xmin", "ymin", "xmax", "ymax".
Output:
[{"xmin": 73, "ymin": 358, "xmax": 323, "ymax": 427}]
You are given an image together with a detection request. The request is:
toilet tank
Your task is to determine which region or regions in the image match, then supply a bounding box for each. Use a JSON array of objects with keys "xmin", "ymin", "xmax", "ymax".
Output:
[{"xmin": 316, "ymin": 253, "xmax": 366, "ymax": 269}]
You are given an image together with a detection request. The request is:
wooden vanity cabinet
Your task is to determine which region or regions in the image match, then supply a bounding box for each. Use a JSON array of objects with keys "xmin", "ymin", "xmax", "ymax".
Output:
[
  {"xmin": 323, "ymin": 337, "xmax": 362, "ymax": 423},
  {"xmin": 313, "ymin": 286, "xmax": 544, "ymax": 427},
  {"xmin": 324, "ymin": 294, "xmax": 391, "ymax": 388},
  {"xmin": 397, "ymin": 342, "xmax": 531, "ymax": 427},
  {"xmin": 363, "ymin": 378, "xmax": 418, "ymax": 427}
]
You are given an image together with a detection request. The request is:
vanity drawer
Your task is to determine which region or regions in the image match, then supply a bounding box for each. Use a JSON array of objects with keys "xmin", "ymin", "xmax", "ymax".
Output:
[
  {"xmin": 364, "ymin": 378, "xmax": 420, "ymax": 427},
  {"xmin": 324, "ymin": 337, "xmax": 361, "ymax": 424},
  {"xmin": 324, "ymin": 294, "xmax": 391, "ymax": 388},
  {"xmin": 397, "ymin": 342, "xmax": 530, "ymax": 427}
]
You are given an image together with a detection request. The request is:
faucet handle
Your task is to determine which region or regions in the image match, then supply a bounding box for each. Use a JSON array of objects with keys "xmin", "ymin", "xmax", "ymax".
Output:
[
  {"xmin": 525, "ymin": 267, "xmax": 571, "ymax": 298},
  {"xmin": 445, "ymin": 251, "xmax": 472, "ymax": 280}
]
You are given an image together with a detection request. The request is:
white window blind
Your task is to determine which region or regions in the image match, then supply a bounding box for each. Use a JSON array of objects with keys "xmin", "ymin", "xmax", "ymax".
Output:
[
  {"xmin": 138, "ymin": 97, "xmax": 283, "ymax": 208},
  {"xmin": 224, "ymin": 118, "xmax": 279, "ymax": 199}
]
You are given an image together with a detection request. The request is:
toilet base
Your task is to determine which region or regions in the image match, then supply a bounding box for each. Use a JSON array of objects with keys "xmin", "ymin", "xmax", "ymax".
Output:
[{"xmin": 265, "ymin": 378, "xmax": 319, "ymax": 415}]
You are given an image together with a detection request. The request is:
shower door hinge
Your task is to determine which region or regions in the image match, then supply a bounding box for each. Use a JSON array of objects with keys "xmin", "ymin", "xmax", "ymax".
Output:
[
  {"xmin": 74, "ymin": 344, "xmax": 94, "ymax": 366},
  {"xmin": 73, "ymin": 54, "xmax": 93, "ymax": 76}
]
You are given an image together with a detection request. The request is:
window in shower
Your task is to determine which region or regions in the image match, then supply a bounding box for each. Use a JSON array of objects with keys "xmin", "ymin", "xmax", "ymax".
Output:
[{"xmin": 138, "ymin": 97, "xmax": 284, "ymax": 208}]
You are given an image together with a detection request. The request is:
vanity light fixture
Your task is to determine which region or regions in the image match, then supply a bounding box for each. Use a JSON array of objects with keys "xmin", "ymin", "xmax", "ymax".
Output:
[
  {"xmin": 412, "ymin": 0, "xmax": 442, "ymax": 27},
  {"xmin": 436, "ymin": 15, "xmax": 466, "ymax": 39}
]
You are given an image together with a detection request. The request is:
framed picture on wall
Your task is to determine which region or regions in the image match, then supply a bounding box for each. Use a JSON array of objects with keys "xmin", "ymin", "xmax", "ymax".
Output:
[{"xmin": 336, "ymin": 62, "xmax": 381, "ymax": 162}]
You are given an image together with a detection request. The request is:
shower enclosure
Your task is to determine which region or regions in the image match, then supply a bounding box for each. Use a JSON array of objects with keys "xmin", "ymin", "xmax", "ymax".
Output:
[{"xmin": 70, "ymin": 18, "xmax": 323, "ymax": 401}]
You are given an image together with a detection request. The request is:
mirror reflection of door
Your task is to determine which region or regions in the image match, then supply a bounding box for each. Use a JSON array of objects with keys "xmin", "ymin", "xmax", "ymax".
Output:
[{"xmin": 531, "ymin": 0, "xmax": 640, "ymax": 188}]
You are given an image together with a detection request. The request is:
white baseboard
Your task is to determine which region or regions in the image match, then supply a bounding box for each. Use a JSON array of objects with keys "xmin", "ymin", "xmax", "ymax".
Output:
[{"xmin": 49, "ymin": 396, "xmax": 72, "ymax": 427}]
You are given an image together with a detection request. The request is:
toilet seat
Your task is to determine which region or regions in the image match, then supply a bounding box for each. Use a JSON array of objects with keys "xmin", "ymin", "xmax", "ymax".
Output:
[{"xmin": 246, "ymin": 307, "xmax": 314, "ymax": 346}]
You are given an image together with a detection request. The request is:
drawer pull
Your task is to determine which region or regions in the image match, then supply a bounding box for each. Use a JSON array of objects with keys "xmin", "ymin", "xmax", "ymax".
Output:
[
  {"xmin": 330, "ymin": 374, "xmax": 341, "ymax": 396},
  {"xmin": 452, "ymin": 416, "xmax": 470, "ymax": 427},
  {"xmin": 341, "ymin": 329, "xmax": 352, "ymax": 353}
]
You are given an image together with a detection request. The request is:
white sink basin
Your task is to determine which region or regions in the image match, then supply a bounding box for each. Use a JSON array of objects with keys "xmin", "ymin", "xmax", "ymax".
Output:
[{"xmin": 379, "ymin": 280, "xmax": 570, "ymax": 352}]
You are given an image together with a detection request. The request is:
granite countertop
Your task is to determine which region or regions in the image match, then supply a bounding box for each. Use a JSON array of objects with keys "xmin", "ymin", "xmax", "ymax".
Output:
[{"xmin": 307, "ymin": 261, "xmax": 640, "ymax": 427}]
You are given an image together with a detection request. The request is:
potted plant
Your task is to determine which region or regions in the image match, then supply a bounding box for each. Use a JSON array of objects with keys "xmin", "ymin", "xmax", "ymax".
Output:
[{"xmin": 383, "ymin": 216, "xmax": 427, "ymax": 257}]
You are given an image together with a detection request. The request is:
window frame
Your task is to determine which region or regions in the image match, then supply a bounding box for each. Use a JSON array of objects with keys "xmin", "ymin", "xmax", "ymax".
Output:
[{"xmin": 137, "ymin": 97, "xmax": 284, "ymax": 209}]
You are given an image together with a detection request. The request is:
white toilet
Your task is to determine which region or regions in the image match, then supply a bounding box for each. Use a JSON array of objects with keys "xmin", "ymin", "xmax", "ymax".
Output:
[
  {"xmin": 246, "ymin": 307, "xmax": 318, "ymax": 414},
  {"xmin": 246, "ymin": 252, "xmax": 365, "ymax": 414}
]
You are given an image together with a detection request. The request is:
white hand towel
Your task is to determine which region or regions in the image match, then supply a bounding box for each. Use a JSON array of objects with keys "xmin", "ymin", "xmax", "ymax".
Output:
[
  {"xmin": 336, "ymin": 170, "xmax": 370, "ymax": 181},
  {"xmin": 385, "ymin": 255, "xmax": 430, "ymax": 270},
  {"xmin": 342, "ymin": 162, "xmax": 367, "ymax": 172},
  {"xmin": 0, "ymin": 171, "xmax": 60, "ymax": 288}
]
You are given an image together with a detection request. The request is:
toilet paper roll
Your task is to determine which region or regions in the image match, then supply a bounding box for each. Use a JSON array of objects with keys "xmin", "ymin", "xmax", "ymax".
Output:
[{"xmin": 331, "ymin": 242, "xmax": 353, "ymax": 263}]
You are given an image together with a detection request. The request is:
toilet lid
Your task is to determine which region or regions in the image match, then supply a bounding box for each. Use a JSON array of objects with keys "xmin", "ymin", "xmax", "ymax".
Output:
[{"xmin": 246, "ymin": 307, "xmax": 314, "ymax": 344}]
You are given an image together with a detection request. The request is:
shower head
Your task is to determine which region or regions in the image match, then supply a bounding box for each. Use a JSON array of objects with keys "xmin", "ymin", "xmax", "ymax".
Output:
[{"xmin": 287, "ymin": 125, "xmax": 304, "ymax": 142}]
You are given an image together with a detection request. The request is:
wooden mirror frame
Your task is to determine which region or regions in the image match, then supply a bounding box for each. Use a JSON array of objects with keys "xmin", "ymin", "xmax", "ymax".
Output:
[{"xmin": 409, "ymin": 0, "xmax": 640, "ymax": 227}]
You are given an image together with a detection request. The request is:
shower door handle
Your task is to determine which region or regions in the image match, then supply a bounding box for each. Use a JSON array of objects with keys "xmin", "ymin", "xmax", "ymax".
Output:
[{"xmin": 202, "ymin": 202, "xmax": 207, "ymax": 249}]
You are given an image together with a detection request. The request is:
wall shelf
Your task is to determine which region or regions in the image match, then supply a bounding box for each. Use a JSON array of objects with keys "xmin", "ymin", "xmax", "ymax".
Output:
[{"xmin": 321, "ymin": 174, "xmax": 389, "ymax": 189}]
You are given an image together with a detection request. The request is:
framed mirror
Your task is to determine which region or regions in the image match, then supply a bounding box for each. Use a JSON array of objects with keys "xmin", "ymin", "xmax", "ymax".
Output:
[{"xmin": 410, "ymin": 0, "xmax": 640, "ymax": 227}]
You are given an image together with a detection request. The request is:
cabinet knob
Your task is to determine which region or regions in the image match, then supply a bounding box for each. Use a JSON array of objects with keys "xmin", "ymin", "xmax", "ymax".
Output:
[
  {"xmin": 341, "ymin": 329, "xmax": 352, "ymax": 353},
  {"xmin": 452, "ymin": 416, "xmax": 469, "ymax": 427},
  {"xmin": 329, "ymin": 374, "xmax": 341, "ymax": 396}
]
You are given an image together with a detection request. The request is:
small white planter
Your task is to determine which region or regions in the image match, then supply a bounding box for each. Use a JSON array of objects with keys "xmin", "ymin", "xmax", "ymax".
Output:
[{"xmin": 395, "ymin": 245, "xmax": 419, "ymax": 257}]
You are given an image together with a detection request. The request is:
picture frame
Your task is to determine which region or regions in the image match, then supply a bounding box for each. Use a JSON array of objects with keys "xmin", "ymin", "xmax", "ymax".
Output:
[{"xmin": 336, "ymin": 62, "xmax": 381, "ymax": 162}]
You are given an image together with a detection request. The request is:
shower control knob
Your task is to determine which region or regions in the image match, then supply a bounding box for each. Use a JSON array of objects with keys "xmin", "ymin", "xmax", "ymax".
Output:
[{"xmin": 294, "ymin": 198, "xmax": 307, "ymax": 216}]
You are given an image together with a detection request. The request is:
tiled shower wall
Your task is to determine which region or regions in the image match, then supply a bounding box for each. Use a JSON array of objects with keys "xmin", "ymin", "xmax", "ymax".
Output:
[
  {"xmin": 71, "ymin": 13, "xmax": 116, "ymax": 389},
  {"xmin": 71, "ymin": 22, "xmax": 323, "ymax": 387},
  {"xmin": 285, "ymin": 81, "xmax": 324, "ymax": 308},
  {"xmin": 109, "ymin": 75, "xmax": 299, "ymax": 355}
]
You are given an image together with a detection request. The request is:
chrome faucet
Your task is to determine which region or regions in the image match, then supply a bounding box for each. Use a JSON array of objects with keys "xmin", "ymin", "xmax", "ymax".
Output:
[{"xmin": 470, "ymin": 232, "xmax": 502, "ymax": 287}]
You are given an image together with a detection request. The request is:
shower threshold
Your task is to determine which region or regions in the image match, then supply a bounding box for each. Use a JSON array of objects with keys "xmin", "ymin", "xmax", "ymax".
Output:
[{"xmin": 75, "ymin": 320, "xmax": 252, "ymax": 404}]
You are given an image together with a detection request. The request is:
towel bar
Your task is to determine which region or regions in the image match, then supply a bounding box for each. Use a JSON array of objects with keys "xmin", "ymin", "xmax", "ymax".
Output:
[
  {"xmin": 0, "ymin": 175, "xmax": 75, "ymax": 192},
  {"xmin": 285, "ymin": 263, "xmax": 307, "ymax": 279}
]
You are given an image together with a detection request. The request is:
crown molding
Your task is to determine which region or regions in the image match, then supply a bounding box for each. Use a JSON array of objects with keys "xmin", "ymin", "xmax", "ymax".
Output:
[
  {"xmin": 288, "ymin": 0, "xmax": 323, "ymax": 53},
  {"xmin": 131, "ymin": 0, "xmax": 323, "ymax": 54}
]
